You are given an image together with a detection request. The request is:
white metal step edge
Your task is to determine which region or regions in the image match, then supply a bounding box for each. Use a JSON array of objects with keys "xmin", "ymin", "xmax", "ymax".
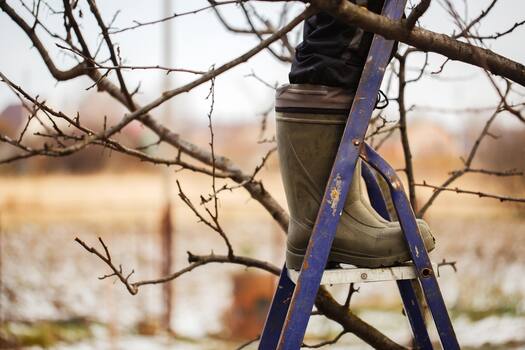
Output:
[{"xmin": 287, "ymin": 263, "xmax": 439, "ymax": 285}]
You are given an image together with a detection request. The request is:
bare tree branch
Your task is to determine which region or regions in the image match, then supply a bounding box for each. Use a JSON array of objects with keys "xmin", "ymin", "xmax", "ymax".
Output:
[
  {"xmin": 303, "ymin": 330, "xmax": 347, "ymax": 348},
  {"xmin": 307, "ymin": 0, "xmax": 525, "ymax": 86},
  {"xmin": 415, "ymin": 181, "xmax": 525, "ymax": 203},
  {"xmin": 405, "ymin": 0, "xmax": 431, "ymax": 31}
]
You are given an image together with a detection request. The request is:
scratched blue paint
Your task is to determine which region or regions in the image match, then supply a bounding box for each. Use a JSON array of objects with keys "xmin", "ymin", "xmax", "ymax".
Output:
[
  {"xmin": 397, "ymin": 280, "xmax": 434, "ymax": 349},
  {"xmin": 259, "ymin": 265, "xmax": 295, "ymax": 349}
]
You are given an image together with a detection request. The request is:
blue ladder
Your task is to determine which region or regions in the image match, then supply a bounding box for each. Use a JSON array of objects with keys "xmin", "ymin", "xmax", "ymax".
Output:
[{"xmin": 259, "ymin": 0, "xmax": 460, "ymax": 348}]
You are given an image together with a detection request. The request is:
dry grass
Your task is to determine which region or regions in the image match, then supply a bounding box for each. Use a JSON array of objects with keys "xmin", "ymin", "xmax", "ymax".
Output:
[{"xmin": 0, "ymin": 165, "xmax": 520, "ymax": 229}]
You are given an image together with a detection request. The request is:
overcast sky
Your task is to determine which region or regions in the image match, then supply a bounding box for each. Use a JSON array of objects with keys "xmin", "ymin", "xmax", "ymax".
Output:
[{"xmin": 1, "ymin": 0, "xmax": 524, "ymax": 132}]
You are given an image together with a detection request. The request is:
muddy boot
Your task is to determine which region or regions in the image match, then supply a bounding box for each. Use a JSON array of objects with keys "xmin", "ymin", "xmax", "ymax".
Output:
[{"xmin": 275, "ymin": 84, "xmax": 435, "ymax": 270}]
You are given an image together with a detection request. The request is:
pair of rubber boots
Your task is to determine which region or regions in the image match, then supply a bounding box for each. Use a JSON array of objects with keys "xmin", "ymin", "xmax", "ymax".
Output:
[{"xmin": 275, "ymin": 84, "xmax": 435, "ymax": 270}]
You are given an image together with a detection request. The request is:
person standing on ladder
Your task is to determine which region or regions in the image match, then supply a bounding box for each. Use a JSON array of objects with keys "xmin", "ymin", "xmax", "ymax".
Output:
[{"xmin": 275, "ymin": 0, "xmax": 436, "ymax": 270}]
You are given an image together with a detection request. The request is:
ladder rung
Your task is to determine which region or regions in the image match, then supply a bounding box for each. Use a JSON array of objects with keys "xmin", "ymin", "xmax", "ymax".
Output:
[{"xmin": 287, "ymin": 263, "xmax": 439, "ymax": 285}]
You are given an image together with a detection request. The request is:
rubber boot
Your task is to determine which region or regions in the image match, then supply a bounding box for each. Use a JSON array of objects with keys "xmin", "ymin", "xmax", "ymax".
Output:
[{"xmin": 275, "ymin": 84, "xmax": 435, "ymax": 270}]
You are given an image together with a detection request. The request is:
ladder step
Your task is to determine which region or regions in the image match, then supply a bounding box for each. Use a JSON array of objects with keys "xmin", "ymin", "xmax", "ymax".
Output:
[{"xmin": 287, "ymin": 263, "xmax": 439, "ymax": 285}]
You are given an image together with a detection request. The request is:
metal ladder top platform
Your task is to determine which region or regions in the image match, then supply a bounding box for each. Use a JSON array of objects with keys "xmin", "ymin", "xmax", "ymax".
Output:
[{"xmin": 288, "ymin": 263, "xmax": 439, "ymax": 285}]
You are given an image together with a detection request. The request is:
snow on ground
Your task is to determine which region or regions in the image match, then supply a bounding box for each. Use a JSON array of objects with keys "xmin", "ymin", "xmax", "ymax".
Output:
[{"xmin": 2, "ymin": 214, "xmax": 525, "ymax": 349}]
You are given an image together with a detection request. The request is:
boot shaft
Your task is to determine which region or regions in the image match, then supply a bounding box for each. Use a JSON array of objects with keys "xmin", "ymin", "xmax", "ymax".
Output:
[{"xmin": 276, "ymin": 84, "xmax": 353, "ymax": 224}]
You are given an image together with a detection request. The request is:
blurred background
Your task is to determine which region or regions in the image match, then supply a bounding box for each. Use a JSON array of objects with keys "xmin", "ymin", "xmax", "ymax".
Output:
[{"xmin": 1, "ymin": 1, "xmax": 525, "ymax": 349}]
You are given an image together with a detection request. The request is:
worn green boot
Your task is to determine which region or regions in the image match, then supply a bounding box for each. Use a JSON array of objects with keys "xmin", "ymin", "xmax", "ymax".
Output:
[{"xmin": 275, "ymin": 84, "xmax": 435, "ymax": 270}]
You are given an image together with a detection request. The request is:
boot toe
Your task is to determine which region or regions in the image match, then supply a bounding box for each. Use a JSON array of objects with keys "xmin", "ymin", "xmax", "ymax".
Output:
[{"xmin": 416, "ymin": 218, "xmax": 436, "ymax": 252}]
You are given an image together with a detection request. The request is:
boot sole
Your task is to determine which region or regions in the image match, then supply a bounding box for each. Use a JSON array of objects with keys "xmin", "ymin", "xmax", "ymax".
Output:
[
  {"xmin": 286, "ymin": 248, "xmax": 410, "ymax": 270},
  {"xmin": 286, "ymin": 237, "xmax": 436, "ymax": 270}
]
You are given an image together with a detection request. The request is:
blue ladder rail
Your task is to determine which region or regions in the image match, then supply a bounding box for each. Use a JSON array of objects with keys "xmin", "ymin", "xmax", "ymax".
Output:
[
  {"xmin": 361, "ymin": 162, "xmax": 433, "ymax": 349},
  {"xmin": 362, "ymin": 145, "xmax": 459, "ymax": 349},
  {"xmin": 259, "ymin": 0, "xmax": 460, "ymax": 348}
]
